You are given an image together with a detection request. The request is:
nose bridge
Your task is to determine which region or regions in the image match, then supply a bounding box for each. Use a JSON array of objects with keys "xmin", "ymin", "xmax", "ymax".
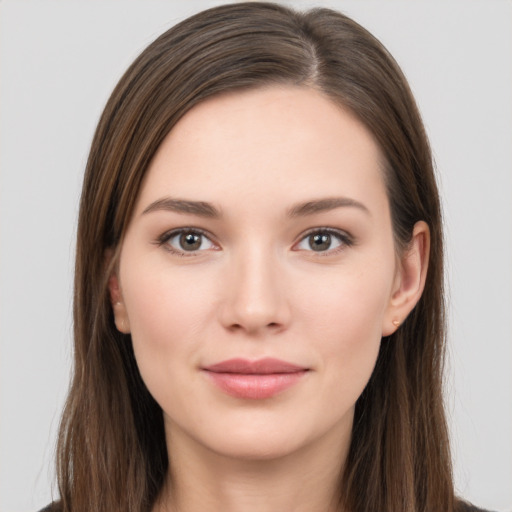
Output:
[{"xmin": 221, "ymin": 240, "xmax": 289, "ymax": 333}]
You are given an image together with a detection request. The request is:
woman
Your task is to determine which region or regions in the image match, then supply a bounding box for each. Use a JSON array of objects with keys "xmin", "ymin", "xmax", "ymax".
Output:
[{"xmin": 41, "ymin": 2, "xmax": 492, "ymax": 511}]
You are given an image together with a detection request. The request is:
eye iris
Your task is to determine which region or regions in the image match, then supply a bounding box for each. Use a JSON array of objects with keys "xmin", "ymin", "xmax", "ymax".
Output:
[
  {"xmin": 180, "ymin": 232, "xmax": 201, "ymax": 251},
  {"xmin": 309, "ymin": 233, "xmax": 331, "ymax": 251}
]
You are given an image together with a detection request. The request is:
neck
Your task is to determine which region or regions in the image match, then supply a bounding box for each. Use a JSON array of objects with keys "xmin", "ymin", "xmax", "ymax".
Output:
[{"xmin": 154, "ymin": 421, "xmax": 350, "ymax": 512}]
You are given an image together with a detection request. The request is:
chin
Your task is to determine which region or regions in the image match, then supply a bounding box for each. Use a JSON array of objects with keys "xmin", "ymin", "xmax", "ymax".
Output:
[{"xmin": 204, "ymin": 432, "xmax": 307, "ymax": 462}]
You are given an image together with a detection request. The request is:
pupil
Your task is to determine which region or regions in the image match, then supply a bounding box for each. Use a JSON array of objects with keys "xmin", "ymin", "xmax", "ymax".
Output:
[
  {"xmin": 180, "ymin": 232, "xmax": 201, "ymax": 250},
  {"xmin": 310, "ymin": 233, "xmax": 331, "ymax": 251}
]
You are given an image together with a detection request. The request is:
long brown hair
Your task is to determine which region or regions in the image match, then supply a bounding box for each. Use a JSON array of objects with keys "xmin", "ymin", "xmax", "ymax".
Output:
[{"xmin": 56, "ymin": 3, "xmax": 455, "ymax": 511}]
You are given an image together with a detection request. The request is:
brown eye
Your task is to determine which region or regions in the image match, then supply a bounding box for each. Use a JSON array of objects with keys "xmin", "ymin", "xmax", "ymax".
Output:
[
  {"xmin": 309, "ymin": 233, "xmax": 332, "ymax": 251},
  {"xmin": 164, "ymin": 229, "xmax": 216, "ymax": 254},
  {"xmin": 295, "ymin": 229, "xmax": 350, "ymax": 253},
  {"xmin": 179, "ymin": 232, "xmax": 202, "ymax": 251}
]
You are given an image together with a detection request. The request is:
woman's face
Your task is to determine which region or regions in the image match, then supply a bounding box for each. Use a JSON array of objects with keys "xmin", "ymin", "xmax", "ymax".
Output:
[{"xmin": 111, "ymin": 86, "xmax": 420, "ymax": 461}]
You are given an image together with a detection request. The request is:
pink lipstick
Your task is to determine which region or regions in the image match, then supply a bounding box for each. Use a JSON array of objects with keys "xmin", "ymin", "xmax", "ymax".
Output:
[{"xmin": 202, "ymin": 358, "xmax": 308, "ymax": 399}]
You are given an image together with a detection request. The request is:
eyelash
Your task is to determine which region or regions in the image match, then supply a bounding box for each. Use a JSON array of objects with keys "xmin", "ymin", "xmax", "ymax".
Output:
[
  {"xmin": 156, "ymin": 228, "xmax": 217, "ymax": 257},
  {"xmin": 155, "ymin": 227, "xmax": 354, "ymax": 257},
  {"xmin": 294, "ymin": 228, "xmax": 354, "ymax": 256}
]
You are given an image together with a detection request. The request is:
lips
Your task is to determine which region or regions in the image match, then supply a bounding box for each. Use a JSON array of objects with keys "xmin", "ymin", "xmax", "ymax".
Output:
[
  {"xmin": 202, "ymin": 358, "xmax": 309, "ymax": 400},
  {"xmin": 204, "ymin": 358, "xmax": 306, "ymax": 374}
]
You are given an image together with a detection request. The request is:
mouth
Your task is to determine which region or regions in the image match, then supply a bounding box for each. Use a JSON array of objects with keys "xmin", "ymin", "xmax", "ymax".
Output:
[{"xmin": 201, "ymin": 358, "xmax": 310, "ymax": 400}]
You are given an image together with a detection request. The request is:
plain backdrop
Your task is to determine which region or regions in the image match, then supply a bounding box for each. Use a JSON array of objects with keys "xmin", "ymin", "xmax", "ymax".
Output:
[{"xmin": 1, "ymin": 1, "xmax": 511, "ymax": 511}]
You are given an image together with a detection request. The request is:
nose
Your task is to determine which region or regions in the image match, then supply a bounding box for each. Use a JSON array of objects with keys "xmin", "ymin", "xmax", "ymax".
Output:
[{"xmin": 218, "ymin": 247, "xmax": 291, "ymax": 335}]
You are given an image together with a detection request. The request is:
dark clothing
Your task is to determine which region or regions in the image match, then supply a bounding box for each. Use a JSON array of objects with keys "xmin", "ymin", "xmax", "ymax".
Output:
[
  {"xmin": 458, "ymin": 502, "xmax": 495, "ymax": 512},
  {"xmin": 38, "ymin": 501, "xmax": 496, "ymax": 512}
]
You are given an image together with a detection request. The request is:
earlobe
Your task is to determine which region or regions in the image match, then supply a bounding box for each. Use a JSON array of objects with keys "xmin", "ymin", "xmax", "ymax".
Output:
[
  {"xmin": 382, "ymin": 221, "xmax": 430, "ymax": 336},
  {"xmin": 108, "ymin": 272, "xmax": 131, "ymax": 334}
]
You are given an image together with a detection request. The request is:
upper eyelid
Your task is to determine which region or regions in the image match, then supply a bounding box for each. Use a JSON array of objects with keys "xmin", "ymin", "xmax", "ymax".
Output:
[
  {"xmin": 296, "ymin": 227, "xmax": 352, "ymax": 241},
  {"xmin": 158, "ymin": 227, "xmax": 215, "ymax": 243}
]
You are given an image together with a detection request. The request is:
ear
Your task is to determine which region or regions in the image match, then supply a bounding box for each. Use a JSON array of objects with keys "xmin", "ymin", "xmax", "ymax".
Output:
[
  {"xmin": 382, "ymin": 221, "xmax": 430, "ymax": 336},
  {"xmin": 107, "ymin": 262, "xmax": 131, "ymax": 335}
]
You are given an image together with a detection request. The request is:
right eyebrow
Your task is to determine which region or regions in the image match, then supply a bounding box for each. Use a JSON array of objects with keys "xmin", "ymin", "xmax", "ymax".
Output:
[
  {"xmin": 141, "ymin": 197, "xmax": 221, "ymax": 218},
  {"xmin": 287, "ymin": 197, "xmax": 370, "ymax": 218}
]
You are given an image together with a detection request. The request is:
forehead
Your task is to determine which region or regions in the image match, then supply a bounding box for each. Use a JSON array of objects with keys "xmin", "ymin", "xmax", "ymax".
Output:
[{"xmin": 135, "ymin": 86, "xmax": 387, "ymax": 215}]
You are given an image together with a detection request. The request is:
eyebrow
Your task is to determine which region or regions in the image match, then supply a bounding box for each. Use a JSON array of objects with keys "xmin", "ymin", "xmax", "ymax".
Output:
[
  {"xmin": 141, "ymin": 196, "xmax": 369, "ymax": 219},
  {"xmin": 287, "ymin": 197, "xmax": 370, "ymax": 217},
  {"xmin": 142, "ymin": 198, "xmax": 221, "ymax": 218}
]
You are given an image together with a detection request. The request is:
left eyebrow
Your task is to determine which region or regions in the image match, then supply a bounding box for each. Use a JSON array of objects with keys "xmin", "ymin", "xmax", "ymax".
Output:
[
  {"xmin": 141, "ymin": 197, "xmax": 221, "ymax": 218},
  {"xmin": 287, "ymin": 197, "xmax": 370, "ymax": 217}
]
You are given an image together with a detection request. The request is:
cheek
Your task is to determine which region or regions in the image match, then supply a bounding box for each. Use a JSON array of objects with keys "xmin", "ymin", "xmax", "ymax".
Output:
[
  {"xmin": 294, "ymin": 260, "xmax": 393, "ymax": 390},
  {"xmin": 123, "ymin": 256, "xmax": 216, "ymax": 339},
  {"xmin": 297, "ymin": 261, "xmax": 393, "ymax": 338},
  {"xmin": 120, "ymin": 260, "xmax": 216, "ymax": 399}
]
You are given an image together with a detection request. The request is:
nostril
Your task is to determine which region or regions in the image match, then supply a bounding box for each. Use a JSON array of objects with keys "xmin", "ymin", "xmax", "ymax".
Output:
[{"xmin": 226, "ymin": 321, "xmax": 282, "ymax": 334}]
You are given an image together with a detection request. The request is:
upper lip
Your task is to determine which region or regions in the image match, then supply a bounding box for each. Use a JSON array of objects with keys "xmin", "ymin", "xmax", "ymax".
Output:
[{"xmin": 203, "ymin": 358, "xmax": 308, "ymax": 374}]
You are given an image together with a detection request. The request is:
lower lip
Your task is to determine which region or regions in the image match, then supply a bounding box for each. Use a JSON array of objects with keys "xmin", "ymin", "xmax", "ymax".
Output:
[{"xmin": 204, "ymin": 371, "xmax": 308, "ymax": 399}]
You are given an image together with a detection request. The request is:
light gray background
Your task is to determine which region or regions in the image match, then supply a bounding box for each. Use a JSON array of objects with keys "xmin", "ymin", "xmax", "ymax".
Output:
[{"xmin": 1, "ymin": 1, "xmax": 511, "ymax": 511}]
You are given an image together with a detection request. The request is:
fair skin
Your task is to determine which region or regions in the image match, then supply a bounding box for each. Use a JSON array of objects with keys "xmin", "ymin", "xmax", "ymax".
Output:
[{"xmin": 109, "ymin": 86, "xmax": 429, "ymax": 512}]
